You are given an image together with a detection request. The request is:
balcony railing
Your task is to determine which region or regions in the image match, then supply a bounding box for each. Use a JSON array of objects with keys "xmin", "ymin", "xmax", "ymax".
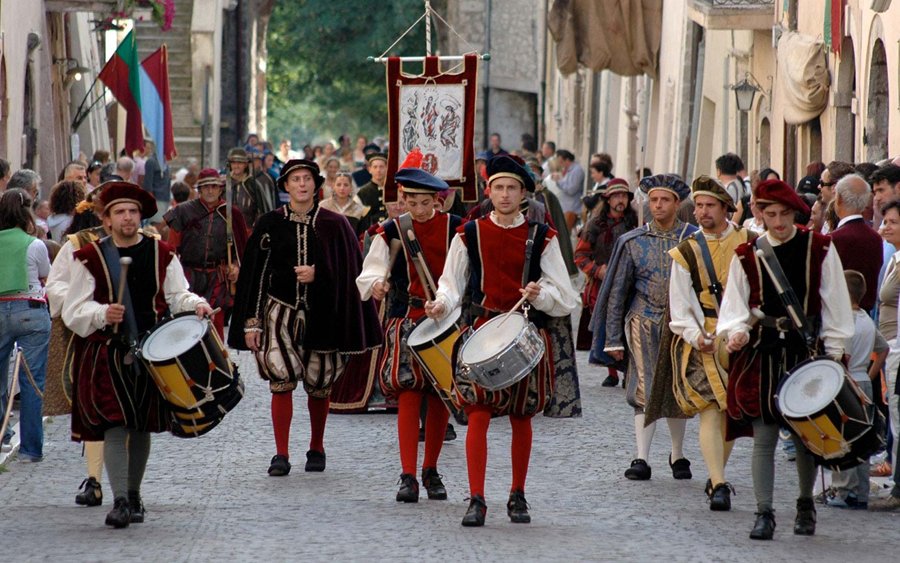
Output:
[{"xmin": 690, "ymin": 0, "xmax": 776, "ymax": 30}]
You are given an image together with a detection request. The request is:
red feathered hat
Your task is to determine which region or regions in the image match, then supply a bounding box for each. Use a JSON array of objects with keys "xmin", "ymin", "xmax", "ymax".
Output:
[{"xmin": 755, "ymin": 179, "xmax": 810, "ymax": 215}]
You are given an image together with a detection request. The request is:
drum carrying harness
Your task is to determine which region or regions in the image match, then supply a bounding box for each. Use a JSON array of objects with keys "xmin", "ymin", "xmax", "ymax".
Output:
[
  {"xmin": 755, "ymin": 236, "xmax": 817, "ymax": 348},
  {"xmin": 99, "ymin": 236, "xmax": 139, "ymax": 342}
]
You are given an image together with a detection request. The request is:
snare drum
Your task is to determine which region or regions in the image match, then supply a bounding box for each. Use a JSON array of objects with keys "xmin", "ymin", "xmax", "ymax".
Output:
[
  {"xmin": 407, "ymin": 308, "xmax": 463, "ymax": 415},
  {"xmin": 458, "ymin": 313, "xmax": 545, "ymax": 391},
  {"xmin": 776, "ymin": 357, "xmax": 881, "ymax": 470},
  {"xmin": 139, "ymin": 314, "xmax": 244, "ymax": 438}
]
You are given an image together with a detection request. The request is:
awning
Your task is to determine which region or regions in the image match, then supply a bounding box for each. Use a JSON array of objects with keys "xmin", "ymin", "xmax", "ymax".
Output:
[{"xmin": 548, "ymin": 0, "xmax": 663, "ymax": 78}]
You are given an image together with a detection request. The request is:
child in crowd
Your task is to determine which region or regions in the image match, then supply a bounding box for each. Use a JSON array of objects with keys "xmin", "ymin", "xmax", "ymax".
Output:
[{"xmin": 827, "ymin": 270, "xmax": 888, "ymax": 509}]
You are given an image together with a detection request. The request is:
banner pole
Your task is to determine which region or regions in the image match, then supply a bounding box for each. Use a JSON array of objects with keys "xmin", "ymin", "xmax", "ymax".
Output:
[{"xmin": 425, "ymin": 1, "xmax": 432, "ymax": 56}]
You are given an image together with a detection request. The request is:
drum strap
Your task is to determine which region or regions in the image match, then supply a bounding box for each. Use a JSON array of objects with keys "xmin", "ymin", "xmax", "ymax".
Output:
[
  {"xmin": 755, "ymin": 236, "xmax": 816, "ymax": 345},
  {"xmin": 397, "ymin": 213, "xmax": 437, "ymax": 298},
  {"xmin": 522, "ymin": 224, "xmax": 539, "ymax": 288},
  {"xmin": 692, "ymin": 231, "xmax": 723, "ymax": 314},
  {"xmin": 99, "ymin": 237, "xmax": 139, "ymax": 341}
]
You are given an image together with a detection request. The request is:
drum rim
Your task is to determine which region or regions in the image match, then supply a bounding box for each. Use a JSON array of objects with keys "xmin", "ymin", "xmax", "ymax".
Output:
[
  {"xmin": 407, "ymin": 308, "xmax": 462, "ymax": 348},
  {"xmin": 777, "ymin": 357, "xmax": 847, "ymax": 418},
  {"xmin": 459, "ymin": 312, "xmax": 528, "ymax": 364},
  {"xmin": 140, "ymin": 315, "xmax": 209, "ymax": 362}
]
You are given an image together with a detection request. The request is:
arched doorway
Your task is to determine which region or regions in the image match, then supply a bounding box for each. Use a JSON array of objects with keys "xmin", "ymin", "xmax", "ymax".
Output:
[
  {"xmin": 759, "ymin": 117, "xmax": 771, "ymax": 168},
  {"xmin": 866, "ymin": 39, "xmax": 889, "ymax": 162},
  {"xmin": 835, "ymin": 38, "xmax": 856, "ymax": 162}
]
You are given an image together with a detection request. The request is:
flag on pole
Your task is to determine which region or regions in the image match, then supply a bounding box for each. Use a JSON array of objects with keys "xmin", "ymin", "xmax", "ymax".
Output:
[
  {"xmin": 139, "ymin": 45, "xmax": 177, "ymax": 167},
  {"xmin": 98, "ymin": 30, "xmax": 145, "ymax": 156}
]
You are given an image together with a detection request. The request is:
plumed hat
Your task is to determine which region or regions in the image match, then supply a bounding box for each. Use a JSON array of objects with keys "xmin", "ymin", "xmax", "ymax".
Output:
[{"xmin": 395, "ymin": 148, "xmax": 449, "ymax": 195}]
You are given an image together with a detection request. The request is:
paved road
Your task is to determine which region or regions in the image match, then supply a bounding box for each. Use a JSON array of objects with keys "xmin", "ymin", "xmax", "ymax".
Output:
[{"xmin": 1, "ymin": 348, "xmax": 897, "ymax": 562}]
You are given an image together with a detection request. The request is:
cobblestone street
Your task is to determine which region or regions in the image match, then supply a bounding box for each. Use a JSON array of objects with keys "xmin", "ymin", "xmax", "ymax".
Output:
[{"xmin": 1, "ymin": 349, "xmax": 897, "ymax": 562}]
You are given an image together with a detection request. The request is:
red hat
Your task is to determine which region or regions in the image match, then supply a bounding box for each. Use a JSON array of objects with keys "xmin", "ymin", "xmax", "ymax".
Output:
[
  {"xmin": 195, "ymin": 168, "xmax": 223, "ymax": 189},
  {"xmin": 755, "ymin": 179, "xmax": 810, "ymax": 215},
  {"xmin": 97, "ymin": 181, "xmax": 158, "ymax": 219}
]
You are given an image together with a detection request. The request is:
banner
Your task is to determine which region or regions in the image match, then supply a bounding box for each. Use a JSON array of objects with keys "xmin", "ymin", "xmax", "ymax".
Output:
[{"xmin": 385, "ymin": 55, "xmax": 478, "ymax": 202}]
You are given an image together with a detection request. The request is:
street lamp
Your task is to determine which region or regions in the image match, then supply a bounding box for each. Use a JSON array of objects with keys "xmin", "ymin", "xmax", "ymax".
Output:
[{"xmin": 732, "ymin": 77, "xmax": 760, "ymax": 112}]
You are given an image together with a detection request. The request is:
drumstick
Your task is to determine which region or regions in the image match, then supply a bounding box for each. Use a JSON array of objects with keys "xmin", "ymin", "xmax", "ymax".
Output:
[
  {"xmin": 496, "ymin": 277, "xmax": 545, "ymax": 328},
  {"xmin": 113, "ymin": 257, "xmax": 132, "ymax": 334},
  {"xmin": 406, "ymin": 229, "xmax": 438, "ymax": 296}
]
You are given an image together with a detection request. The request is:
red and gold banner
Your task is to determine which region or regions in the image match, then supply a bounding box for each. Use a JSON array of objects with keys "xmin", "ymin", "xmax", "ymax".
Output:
[{"xmin": 385, "ymin": 54, "xmax": 479, "ymax": 202}]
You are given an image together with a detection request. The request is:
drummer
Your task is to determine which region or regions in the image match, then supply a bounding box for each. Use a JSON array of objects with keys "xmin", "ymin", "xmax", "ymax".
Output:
[
  {"xmin": 717, "ymin": 179, "xmax": 853, "ymax": 540},
  {"xmin": 61, "ymin": 181, "xmax": 213, "ymax": 528},
  {"xmin": 356, "ymin": 149, "xmax": 462, "ymax": 503},
  {"xmin": 425, "ymin": 155, "xmax": 578, "ymax": 527}
]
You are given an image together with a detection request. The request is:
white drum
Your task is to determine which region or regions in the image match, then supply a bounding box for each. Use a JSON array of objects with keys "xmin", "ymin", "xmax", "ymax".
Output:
[{"xmin": 458, "ymin": 312, "xmax": 545, "ymax": 391}]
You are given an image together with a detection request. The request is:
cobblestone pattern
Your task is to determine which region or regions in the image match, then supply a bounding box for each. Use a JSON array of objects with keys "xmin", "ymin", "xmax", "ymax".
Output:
[{"xmin": 0, "ymin": 348, "xmax": 897, "ymax": 561}]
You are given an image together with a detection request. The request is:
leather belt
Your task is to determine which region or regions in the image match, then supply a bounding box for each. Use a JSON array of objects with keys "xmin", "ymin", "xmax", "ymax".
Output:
[{"xmin": 757, "ymin": 315, "xmax": 793, "ymax": 332}]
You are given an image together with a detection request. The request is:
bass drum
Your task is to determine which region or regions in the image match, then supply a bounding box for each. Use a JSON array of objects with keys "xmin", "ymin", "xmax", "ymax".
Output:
[
  {"xmin": 776, "ymin": 357, "xmax": 883, "ymax": 470},
  {"xmin": 139, "ymin": 314, "xmax": 244, "ymax": 438}
]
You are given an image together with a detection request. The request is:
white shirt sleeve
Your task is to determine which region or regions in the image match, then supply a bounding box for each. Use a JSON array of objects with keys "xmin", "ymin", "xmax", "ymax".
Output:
[
  {"xmin": 61, "ymin": 259, "xmax": 109, "ymax": 337},
  {"xmin": 819, "ymin": 245, "xmax": 854, "ymax": 357},
  {"xmin": 46, "ymin": 241, "xmax": 75, "ymax": 318},
  {"xmin": 164, "ymin": 255, "xmax": 207, "ymax": 314},
  {"xmin": 432, "ymin": 233, "xmax": 469, "ymax": 317},
  {"xmin": 716, "ymin": 254, "xmax": 752, "ymax": 339},
  {"xmin": 356, "ymin": 234, "xmax": 390, "ymax": 300},
  {"xmin": 531, "ymin": 236, "xmax": 579, "ymax": 317},
  {"xmin": 668, "ymin": 260, "xmax": 704, "ymax": 348}
]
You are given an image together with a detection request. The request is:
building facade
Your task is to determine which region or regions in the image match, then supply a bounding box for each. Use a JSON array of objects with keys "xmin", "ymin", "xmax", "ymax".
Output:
[{"xmin": 543, "ymin": 0, "xmax": 900, "ymax": 189}]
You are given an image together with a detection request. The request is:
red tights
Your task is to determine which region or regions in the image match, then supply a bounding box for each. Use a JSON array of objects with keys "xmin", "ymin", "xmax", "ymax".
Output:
[
  {"xmin": 465, "ymin": 406, "xmax": 533, "ymax": 497},
  {"xmin": 397, "ymin": 391, "xmax": 449, "ymax": 475},
  {"xmin": 271, "ymin": 392, "xmax": 330, "ymax": 458}
]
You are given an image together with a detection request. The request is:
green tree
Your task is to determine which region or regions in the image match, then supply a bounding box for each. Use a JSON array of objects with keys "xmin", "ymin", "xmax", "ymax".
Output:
[{"xmin": 267, "ymin": 0, "xmax": 436, "ymax": 144}]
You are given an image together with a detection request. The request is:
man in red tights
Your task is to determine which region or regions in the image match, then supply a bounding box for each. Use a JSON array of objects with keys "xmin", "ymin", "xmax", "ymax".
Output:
[
  {"xmin": 356, "ymin": 153, "xmax": 462, "ymax": 502},
  {"xmin": 426, "ymin": 155, "xmax": 578, "ymax": 526}
]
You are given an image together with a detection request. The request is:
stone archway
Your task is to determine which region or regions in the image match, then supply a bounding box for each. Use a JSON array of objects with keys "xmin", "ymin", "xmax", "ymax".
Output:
[
  {"xmin": 834, "ymin": 38, "xmax": 856, "ymax": 163},
  {"xmin": 759, "ymin": 117, "xmax": 771, "ymax": 168},
  {"xmin": 866, "ymin": 39, "xmax": 889, "ymax": 162}
]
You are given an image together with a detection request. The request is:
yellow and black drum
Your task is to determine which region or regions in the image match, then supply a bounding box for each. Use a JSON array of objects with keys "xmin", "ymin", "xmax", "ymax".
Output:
[{"xmin": 138, "ymin": 314, "xmax": 243, "ymax": 438}]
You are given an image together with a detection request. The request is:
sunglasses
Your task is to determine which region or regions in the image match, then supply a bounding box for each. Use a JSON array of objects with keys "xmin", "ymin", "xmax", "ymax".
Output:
[{"xmin": 819, "ymin": 181, "xmax": 836, "ymax": 187}]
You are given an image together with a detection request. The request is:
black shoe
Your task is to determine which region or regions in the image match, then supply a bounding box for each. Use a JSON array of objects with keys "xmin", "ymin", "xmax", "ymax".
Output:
[
  {"xmin": 601, "ymin": 374, "xmax": 619, "ymax": 387},
  {"xmin": 305, "ymin": 449, "xmax": 326, "ymax": 472},
  {"xmin": 127, "ymin": 491, "xmax": 145, "ymax": 523},
  {"xmin": 670, "ymin": 455, "xmax": 692, "ymax": 480},
  {"xmin": 461, "ymin": 495, "xmax": 487, "ymax": 527},
  {"xmin": 396, "ymin": 473, "xmax": 419, "ymax": 503},
  {"xmin": 422, "ymin": 467, "xmax": 448, "ymax": 500},
  {"xmin": 705, "ymin": 479, "xmax": 734, "ymax": 511},
  {"xmin": 268, "ymin": 454, "xmax": 291, "ymax": 476},
  {"xmin": 75, "ymin": 477, "xmax": 103, "ymax": 506},
  {"xmin": 624, "ymin": 458, "xmax": 651, "ymax": 480},
  {"xmin": 749, "ymin": 511, "xmax": 776, "ymax": 540},
  {"xmin": 105, "ymin": 496, "xmax": 132, "ymax": 529},
  {"xmin": 507, "ymin": 490, "xmax": 531, "ymax": 523},
  {"xmin": 444, "ymin": 424, "xmax": 457, "ymax": 442},
  {"xmin": 794, "ymin": 497, "xmax": 817, "ymax": 536}
]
